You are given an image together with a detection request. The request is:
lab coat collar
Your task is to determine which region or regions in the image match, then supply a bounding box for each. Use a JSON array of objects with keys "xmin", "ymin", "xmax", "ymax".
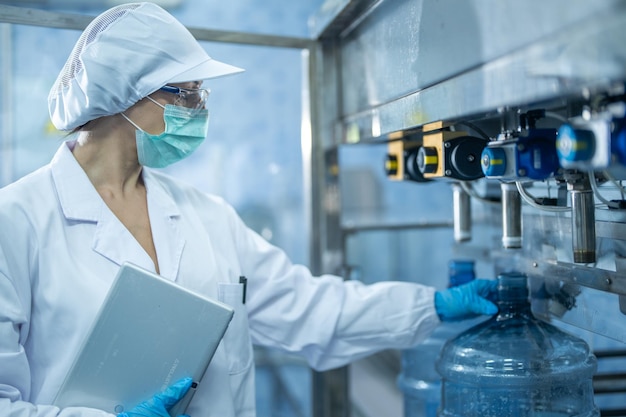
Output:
[
  {"xmin": 50, "ymin": 141, "xmax": 102, "ymax": 222},
  {"xmin": 50, "ymin": 141, "xmax": 182, "ymax": 221},
  {"xmin": 141, "ymin": 168, "xmax": 181, "ymax": 218},
  {"xmin": 50, "ymin": 141, "xmax": 185, "ymax": 280}
]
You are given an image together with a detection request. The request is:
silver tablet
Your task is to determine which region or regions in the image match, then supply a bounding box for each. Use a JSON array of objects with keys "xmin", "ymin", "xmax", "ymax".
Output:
[{"xmin": 53, "ymin": 262, "xmax": 234, "ymax": 416}]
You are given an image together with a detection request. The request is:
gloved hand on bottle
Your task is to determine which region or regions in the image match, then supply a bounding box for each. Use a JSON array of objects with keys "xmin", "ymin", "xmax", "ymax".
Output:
[
  {"xmin": 434, "ymin": 279, "xmax": 498, "ymax": 321},
  {"xmin": 118, "ymin": 377, "xmax": 193, "ymax": 417}
]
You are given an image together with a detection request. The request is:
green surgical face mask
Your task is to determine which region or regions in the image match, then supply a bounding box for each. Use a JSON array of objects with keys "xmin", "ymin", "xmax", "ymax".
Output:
[{"xmin": 122, "ymin": 99, "xmax": 209, "ymax": 168}]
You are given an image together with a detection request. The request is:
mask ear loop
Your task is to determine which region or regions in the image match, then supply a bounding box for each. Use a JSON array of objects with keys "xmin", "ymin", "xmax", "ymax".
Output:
[
  {"xmin": 120, "ymin": 112, "xmax": 145, "ymax": 132},
  {"xmin": 146, "ymin": 96, "xmax": 166, "ymax": 110},
  {"xmin": 120, "ymin": 95, "xmax": 166, "ymax": 132}
]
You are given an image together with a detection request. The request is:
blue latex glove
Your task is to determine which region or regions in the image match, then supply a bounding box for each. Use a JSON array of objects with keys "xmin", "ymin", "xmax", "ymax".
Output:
[
  {"xmin": 434, "ymin": 279, "xmax": 498, "ymax": 321},
  {"xmin": 118, "ymin": 377, "xmax": 193, "ymax": 417}
]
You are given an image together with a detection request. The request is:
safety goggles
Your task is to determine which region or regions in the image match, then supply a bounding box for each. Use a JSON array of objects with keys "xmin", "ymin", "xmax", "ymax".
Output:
[{"xmin": 159, "ymin": 85, "xmax": 210, "ymax": 111}]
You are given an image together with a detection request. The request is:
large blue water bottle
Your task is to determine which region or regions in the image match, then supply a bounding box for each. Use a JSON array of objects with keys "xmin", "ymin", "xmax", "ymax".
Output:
[
  {"xmin": 436, "ymin": 272, "xmax": 598, "ymax": 417},
  {"xmin": 398, "ymin": 260, "xmax": 480, "ymax": 417}
]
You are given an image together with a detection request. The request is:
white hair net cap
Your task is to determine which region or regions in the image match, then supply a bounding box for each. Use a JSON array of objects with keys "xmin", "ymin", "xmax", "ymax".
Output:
[{"xmin": 48, "ymin": 2, "xmax": 244, "ymax": 131}]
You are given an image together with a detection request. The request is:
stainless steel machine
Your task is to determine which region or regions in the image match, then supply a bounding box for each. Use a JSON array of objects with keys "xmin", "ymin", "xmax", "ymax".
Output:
[{"xmin": 306, "ymin": 0, "xmax": 626, "ymax": 415}]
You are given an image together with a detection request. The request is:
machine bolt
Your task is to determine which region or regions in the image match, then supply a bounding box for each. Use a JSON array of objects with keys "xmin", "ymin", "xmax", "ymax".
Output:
[
  {"xmin": 445, "ymin": 169, "xmax": 452, "ymax": 176},
  {"xmin": 532, "ymin": 262, "xmax": 538, "ymax": 267},
  {"xmin": 518, "ymin": 168, "xmax": 526, "ymax": 176},
  {"xmin": 606, "ymin": 278, "xmax": 612, "ymax": 286},
  {"xmin": 444, "ymin": 142, "xmax": 451, "ymax": 148},
  {"xmin": 467, "ymin": 154, "xmax": 475, "ymax": 162}
]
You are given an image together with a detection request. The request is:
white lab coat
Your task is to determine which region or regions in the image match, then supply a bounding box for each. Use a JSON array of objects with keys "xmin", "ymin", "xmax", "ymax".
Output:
[{"xmin": 0, "ymin": 141, "xmax": 440, "ymax": 417}]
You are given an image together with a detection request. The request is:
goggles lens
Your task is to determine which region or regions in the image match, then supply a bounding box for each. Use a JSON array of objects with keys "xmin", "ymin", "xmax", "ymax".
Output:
[{"xmin": 159, "ymin": 85, "xmax": 210, "ymax": 110}]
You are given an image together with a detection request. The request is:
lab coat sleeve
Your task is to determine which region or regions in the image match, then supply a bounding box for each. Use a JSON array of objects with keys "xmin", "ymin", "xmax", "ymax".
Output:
[
  {"xmin": 226, "ymin": 204, "xmax": 441, "ymax": 371},
  {"xmin": 0, "ymin": 193, "xmax": 115, "ymax": 417},
  {"xmin": 0, "ymin": 273, "xmax": 115, "ymax": 417}
]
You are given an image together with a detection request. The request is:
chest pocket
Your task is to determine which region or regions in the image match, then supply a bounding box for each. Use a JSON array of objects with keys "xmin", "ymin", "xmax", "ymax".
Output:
[{"xmin": 218, "ymin": 282, "xmax": 253, "ymax": 375}]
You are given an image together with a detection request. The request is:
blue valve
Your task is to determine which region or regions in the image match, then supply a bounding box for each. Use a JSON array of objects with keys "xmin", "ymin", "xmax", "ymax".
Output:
[
  {"xmin": 518, "ymin": 129, "xmax": 559, "ymax": 179},
  {"xmin": 481, "ymin": 129, "xmax": 558, "ymax": 180},
  {"xmin": 611, "ymin": 118, "xmax": 626, "ymax": 165},
  {"xmin": 557, "ymin": 124, "xmax": 596, "ymax": 163}
]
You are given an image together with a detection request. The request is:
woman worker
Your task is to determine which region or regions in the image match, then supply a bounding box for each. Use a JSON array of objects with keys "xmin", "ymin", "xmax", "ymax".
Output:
[{"xmin": 0, "ymin": 3, "xmax": 498, "ymax": 417}]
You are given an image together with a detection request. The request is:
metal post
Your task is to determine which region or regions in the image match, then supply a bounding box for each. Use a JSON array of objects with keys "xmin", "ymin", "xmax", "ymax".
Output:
[
  {"xmin": 452, "ymin": 182, "xmax": 471, "ymax": 242},
  {"xmin": 501, "ymin": 182, "xmax": 522, "ymax": 249},
  {"xmin": 304, "ymin": 40, "xmax": 350, "ymax": 417}
]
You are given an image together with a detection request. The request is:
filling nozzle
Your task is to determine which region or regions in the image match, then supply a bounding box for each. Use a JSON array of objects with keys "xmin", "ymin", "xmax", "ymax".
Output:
[
  {"xmin": 501, "ymin": 182, "xmax": 522, "ymax": 249},
  {"xmin": 452, "ymin": 182, "xmax": 471, "ymax": 243},
  {"xmin": 568, "ymin": 176, "xmax": 596, "ymax": 263}
]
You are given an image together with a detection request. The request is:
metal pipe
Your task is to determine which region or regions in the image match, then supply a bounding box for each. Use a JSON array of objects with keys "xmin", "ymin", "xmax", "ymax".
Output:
[
  {"xmin": 593, "ymin": 373, "xmax": 626, "ymax": 394},
  {"xmin": 452, "ymin": 182, "xmax": 471, "ymax": 242},
  {"xmin": 342, "ymin": 220, "xmax": 454, "ymax": 235},
  {"xmin": 570, "ymin": 184, "xmax": 596, "ymax": 263},
  {"xmin": 0, "ymin": 5, "xmax": 313, "ymax": 49},
  {"xmin": 501, "ymin": 182, "xmax": 522, "ymax": 249}
]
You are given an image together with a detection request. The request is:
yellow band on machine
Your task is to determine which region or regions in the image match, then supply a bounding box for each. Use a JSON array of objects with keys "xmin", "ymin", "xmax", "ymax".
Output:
[
  {"xmin": 386, "ymin": 160, "xmax": 398, "ymax": 170},
  {"xmin": 424, "ymin": 155, "xmax": 438, "ymax": 164}
]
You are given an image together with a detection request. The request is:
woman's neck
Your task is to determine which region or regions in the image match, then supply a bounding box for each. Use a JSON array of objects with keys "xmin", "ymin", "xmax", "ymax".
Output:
[{"xmin": 72, "ymin": 115, "xmax": 143, "ymax": 196}]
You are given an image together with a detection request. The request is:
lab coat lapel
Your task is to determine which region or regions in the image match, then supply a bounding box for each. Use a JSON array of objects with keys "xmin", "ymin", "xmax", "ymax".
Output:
[
  {"xmin": 51, "ymin": 142, "xmax": 102, "ymax": 224},
  {"xmin": 143, "ymin": 169, "xmax": 185, "ymax": 282},
  {"xmin": 92, "ymin": 205, "xmax": 155, "ymax": 271}
]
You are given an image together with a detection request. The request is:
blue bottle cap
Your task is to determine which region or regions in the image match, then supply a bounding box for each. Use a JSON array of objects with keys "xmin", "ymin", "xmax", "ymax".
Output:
[{"xmin": 448, "ymin": 260, "xmax": 475, "ymax": 287}]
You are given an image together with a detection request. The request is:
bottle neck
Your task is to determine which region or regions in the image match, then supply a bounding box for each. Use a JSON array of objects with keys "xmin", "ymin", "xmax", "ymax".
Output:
[
  {"xmin": 496, "ymin": 298, "xmax": 532, "ymax": 319},
  {"xmin": 496, "ymin": 273, "xmax": 531, "ymax": 318}
]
